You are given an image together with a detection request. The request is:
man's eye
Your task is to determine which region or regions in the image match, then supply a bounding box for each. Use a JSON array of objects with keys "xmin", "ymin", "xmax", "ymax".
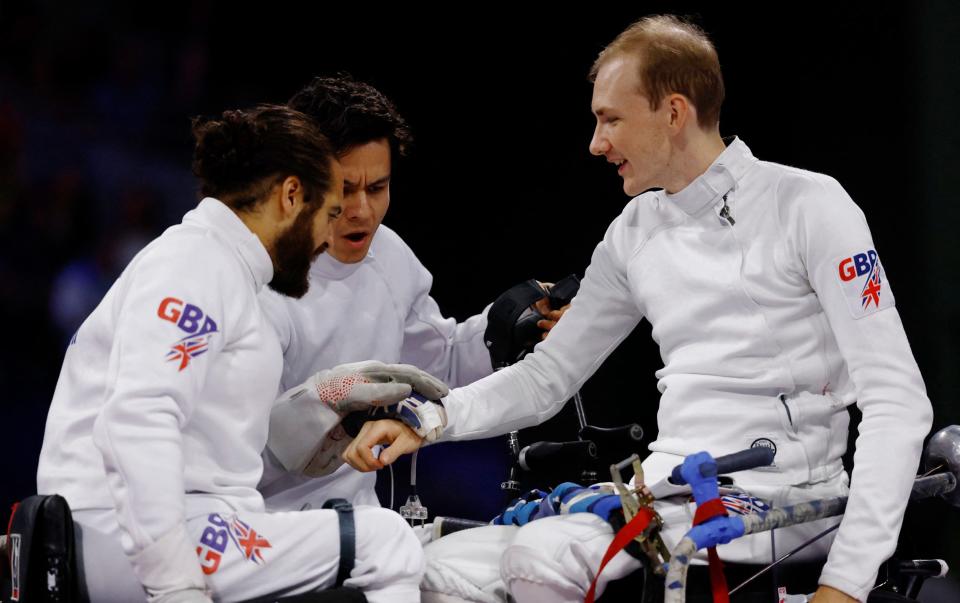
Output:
[{"xmin": 368, "ymin": 185, "xmax": 385, "ymax": 194}]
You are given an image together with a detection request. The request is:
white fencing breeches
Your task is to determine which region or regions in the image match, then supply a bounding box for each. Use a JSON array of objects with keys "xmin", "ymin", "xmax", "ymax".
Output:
[
  {"xmin": 421, "ymin": 473, "xmax": 849, "ymax": 602},
  {"xmin": 75, "ymin": 505, "xmax": 424, "ymax": 602}
]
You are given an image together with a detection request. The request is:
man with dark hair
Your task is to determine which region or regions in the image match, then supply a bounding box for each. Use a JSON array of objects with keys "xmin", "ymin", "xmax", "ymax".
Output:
[
  {"xmin": 348, "ymin": 15, "xmax": 932, "ymax": 603},
  {"xmin": 36, "ymin": 105, "xmax": 436, "ymax": 602},
  {"xmin": 258, "ymin": 75, "xmax": 514, "ymax": 511}
]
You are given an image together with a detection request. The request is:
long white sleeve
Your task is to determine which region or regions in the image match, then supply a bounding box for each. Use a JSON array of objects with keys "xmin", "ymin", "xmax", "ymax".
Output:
[
  {"xmin": 38, "ymin": 198, "xmax": 281, "ymax": 600},
  {"xmin": 92, "ymin": 238, "xmax": 228, "ymax": 595},
  {"xmin": 783, "ymin": 174, "xmax": 932, "ymax": 601},
  {"xmin": 441, "ymin": 214, "xmax": 644, "ymax": 440}
]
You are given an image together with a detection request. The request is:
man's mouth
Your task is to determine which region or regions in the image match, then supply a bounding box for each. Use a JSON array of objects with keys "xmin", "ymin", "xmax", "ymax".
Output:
[
  {"xmin": 341, "ymin": 231, "xmax": 370, "ymax": 248},
  {"xmin": 615, "ymin": 159, "xmax": 628, "ymax": 175}
]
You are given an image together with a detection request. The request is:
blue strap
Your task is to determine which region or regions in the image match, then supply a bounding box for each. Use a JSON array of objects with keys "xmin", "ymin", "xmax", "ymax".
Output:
[
  {"xmin": 567, "ymin": 492, "xmax": 605, "ymax": 515},
  {"xmin": 499, "ymin": 499, "xmax": 524, "ymax": 525},
  {"xmin": 322, "ymin": 498, "xmax": 355, "ymax": 587},
  {"xmin": 587, "ymin": 495, "xmax": 623, "ymax": 522},
  {"xmin": 515, "ymin": 500, "xmax": 541, "ymax": 525},
  {"xmin": 549, "ymin": 482, "xmax": 582, "ymax": 509}
]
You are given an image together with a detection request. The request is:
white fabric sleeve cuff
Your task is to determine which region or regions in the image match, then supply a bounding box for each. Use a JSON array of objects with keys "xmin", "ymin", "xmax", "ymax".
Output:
[
  {"xmin": 129, "ymin": 524, "xmax": 206, "ymax": 601},
  {"xmin": 818, "ymin": 568, "xmax": 873, "ymax": 603}
]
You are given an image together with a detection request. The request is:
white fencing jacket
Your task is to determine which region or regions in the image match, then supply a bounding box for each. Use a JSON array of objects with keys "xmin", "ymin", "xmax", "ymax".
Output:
[
  {"xmin": 37, "ymin": 198, "xmax": 282, "ymax": 596},
  {"xmin": 440, "ymin": 138, "xmax": 932, "ymax": 601},
  {"xmin": 258, "ymin": 225, "xmax": 492, "ymax": 509}
]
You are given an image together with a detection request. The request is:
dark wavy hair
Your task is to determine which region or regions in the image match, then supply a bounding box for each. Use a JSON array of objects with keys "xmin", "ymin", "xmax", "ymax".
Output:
[
  {"xmin": 191, "ymin": 104, "xmax": 336, "ymax": 211},
  {"xmin": 289, "ymin": 74, "xmax": 412, "ymax": 159}
]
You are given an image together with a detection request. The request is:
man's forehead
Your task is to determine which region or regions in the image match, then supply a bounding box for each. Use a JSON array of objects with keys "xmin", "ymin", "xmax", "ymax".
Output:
[{"xmin": 592, "ymin": 55, "xmax": 642, "ymax": 113}]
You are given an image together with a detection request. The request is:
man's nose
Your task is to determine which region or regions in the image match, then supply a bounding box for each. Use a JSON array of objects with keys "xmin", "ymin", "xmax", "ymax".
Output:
[
  {"xmin": 589, "ymin": 126, "xmax": 610, "ymax": 156},
  {"xmin": 343, "ymin": 191, "xmax": 372, "ymax": 220}
]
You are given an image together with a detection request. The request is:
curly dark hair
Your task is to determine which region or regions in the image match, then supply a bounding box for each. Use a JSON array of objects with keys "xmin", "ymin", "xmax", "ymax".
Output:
[
  {"xmin": 191, "ymin": 104, "xmax": 335, "ymax": 211},
  {"xmin": 289, "ymin": 74, "xmax": 412, "ymax": 159}
]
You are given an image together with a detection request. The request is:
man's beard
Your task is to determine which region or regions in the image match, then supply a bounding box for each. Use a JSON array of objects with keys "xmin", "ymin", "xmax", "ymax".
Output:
[{"xmin": 268, "ymin": 207, "xmax": 324, "ymax": 298}]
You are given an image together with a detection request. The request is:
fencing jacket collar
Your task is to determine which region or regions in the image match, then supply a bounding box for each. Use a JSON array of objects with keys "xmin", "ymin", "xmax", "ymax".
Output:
[
  {"xmin": 186, "ymin": 197, "xmax": 274, "ymax": 290},
  {"xmin": 664, "ymin": 136, "xmax": 756, "ymax": 216},
  {"xmin": 309, "ymin": 245, "xmax": 366, "ymax": 280}
]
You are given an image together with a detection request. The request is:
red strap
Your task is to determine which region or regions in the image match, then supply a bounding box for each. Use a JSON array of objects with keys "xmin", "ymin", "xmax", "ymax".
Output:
[
  {"xmin": 692, "ymin": 498, "xmax": 727, "ymax": 525},
  {"xmin": 584, "ymin": 507, "xmax": 654, "ymax": 603},
  {"xmin": 5, "ymin": 502, "xmax": 18, "ymax": 541},
  {"xmin": 692, "ymin": 498, "xmax": 730, "ymax": 603}
]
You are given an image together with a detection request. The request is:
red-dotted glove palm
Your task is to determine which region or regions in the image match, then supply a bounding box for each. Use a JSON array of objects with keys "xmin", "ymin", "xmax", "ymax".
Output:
[{"xmin": 310, "ymin": 360, "xmax": 448, "ymax": 414}]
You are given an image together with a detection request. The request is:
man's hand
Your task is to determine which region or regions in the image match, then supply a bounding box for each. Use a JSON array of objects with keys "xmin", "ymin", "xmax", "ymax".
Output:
[
  {"xmin": 310, "ymin": 360, "xmax": 448, "ymax": 414},
  {"xmin": 811, "ymin": 585, "xmax": 859, "ymax": 603},
  {"xmin": 343, "ymin": 419, "xmax": 425, "ymax": 472},
  {"xmin": 268, "ymin": 362, "xmax": 446, "ymax": 476},
  {"xmin": 533, "ymin": 297, "xmax": 570, "ymax": 339}
]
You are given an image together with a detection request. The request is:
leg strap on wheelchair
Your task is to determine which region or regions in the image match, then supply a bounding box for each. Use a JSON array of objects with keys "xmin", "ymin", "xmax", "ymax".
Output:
[{"xmin": 322, "ymin": 499, "xmax": 355, "ymax": 588}]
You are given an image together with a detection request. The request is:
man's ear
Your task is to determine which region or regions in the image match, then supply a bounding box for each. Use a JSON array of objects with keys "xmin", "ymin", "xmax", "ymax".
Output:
[
  {"xmin": 665, "ymin": 93, "xmax": 692, "ymax": 132},
  {"xmin": 278, "ymin": 175, "xmax": 304, "ymax": 220}
]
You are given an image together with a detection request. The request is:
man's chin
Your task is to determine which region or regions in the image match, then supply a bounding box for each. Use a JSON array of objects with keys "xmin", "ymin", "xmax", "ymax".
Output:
[
  {"xmin": 328, "ymin": 243, "xmax": 370, "ymax": 264},
  {"xmin": 622, "ymin": 179, "xmax": 643, "ymax": 197}
]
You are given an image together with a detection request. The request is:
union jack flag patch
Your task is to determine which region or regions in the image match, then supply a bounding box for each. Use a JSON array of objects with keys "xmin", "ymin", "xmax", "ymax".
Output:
[
  {"xmin": 834, "ymin": 249, "xmax": 895, "ymax": 319},
  {"xmin": 720, "ymin": 493, "xmax": 771, "ymax": 516},
  {"xmin": 166, "ymin": 334, "xmax": 211, "ymax": 371},
  {"xmin": 227, "ymin": 517, "xmax": 272, "ymax": 565}
]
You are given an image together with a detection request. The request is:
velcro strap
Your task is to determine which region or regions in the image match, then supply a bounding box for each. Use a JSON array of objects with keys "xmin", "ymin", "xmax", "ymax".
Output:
[
  {"xmin": 515, "ymin": 500, "xmax": 541, "ymax": 525},
  {"xmin": 322, "ymin": 499, "xmax": 355, "ymax": 587},
  {"xmin": 586, "ymin": 495, "xmax": 623, "ymax": 522},
  {"xmin": 393, "ymin": 396, "xmax": 445, "ymax": 441},
  {"xmin": 548, "ymin": 482, "xmax": 582, "ymax": 510}
]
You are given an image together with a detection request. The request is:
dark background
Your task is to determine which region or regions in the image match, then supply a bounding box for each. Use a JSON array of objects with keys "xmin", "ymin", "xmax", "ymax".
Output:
[{"xmin": 2, "ymin": 1, "xmax": 959, "ymax": 597}]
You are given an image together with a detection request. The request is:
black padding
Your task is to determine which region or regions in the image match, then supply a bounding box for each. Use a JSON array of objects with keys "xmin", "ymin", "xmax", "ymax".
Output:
[
  {"xmin": 547, "ymin": 274, "xmax": 581, "ymax": 309},
  {"xmin": 484, "ymin": 279, "xmax": 549, "ymax": 369},
  {"xmin": 1, "ymin": 494, "xmax": 79, "ymax": 602}
]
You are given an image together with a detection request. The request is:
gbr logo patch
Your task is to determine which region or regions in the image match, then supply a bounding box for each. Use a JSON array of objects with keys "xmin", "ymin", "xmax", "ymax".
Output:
[{"xmin": 835, "ymin": 249, "xmax": 895, "ymax": 319}]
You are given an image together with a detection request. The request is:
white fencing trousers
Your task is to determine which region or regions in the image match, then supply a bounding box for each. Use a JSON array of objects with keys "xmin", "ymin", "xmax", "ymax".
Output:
[
  {"xmin": 74, "ymin": 505, "xmax": 424, "ymax": 602},
  {"xmin": 502, "ymin": 476, "xmax": 849, "ymax": 603},
  {"xmin": 420, "ymin": 474, "xmax": 849, "ymax": 603},
  {"xmin": 421, "ymin": 525, "xmax": 515, "ymax": 603}
]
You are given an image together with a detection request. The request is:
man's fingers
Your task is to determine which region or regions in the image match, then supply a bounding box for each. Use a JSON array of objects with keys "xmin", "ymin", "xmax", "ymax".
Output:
[
  {"xmin": 342, "ymin": 419, "xmax": 423, "ymax": 470},
  {"xmin": 379, "ymin": 425, "xmax": 425, "ymax": 465},
  {"xmin": 344, "ymin": 437, "xmax": 382, "ymax": 472},
  {"xmin": 360, "ymin": 364, "xmax": 449, "ymax": 399},
  {"xmin": 343, "ymin": 422, "xmax": 385, "ymax": 471},
  {"xmin": 536, "ymin": 305, "xmax": 570, "ymax": 339},
  {"xmin": 358, "ymin": 382, "xmax": 413, "ymax": 403}
]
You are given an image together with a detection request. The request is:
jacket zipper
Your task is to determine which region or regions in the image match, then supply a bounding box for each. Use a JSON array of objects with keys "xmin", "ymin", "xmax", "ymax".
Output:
[{"xmin": 719, "ymin": 193, "xmax": 735, "ymax": 226}]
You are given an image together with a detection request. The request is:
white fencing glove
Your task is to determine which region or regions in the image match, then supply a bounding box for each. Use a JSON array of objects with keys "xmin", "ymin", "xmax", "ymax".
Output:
[{"xmin": 267, "ymin": 361, "xmax": 447, "ymax": 476}]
